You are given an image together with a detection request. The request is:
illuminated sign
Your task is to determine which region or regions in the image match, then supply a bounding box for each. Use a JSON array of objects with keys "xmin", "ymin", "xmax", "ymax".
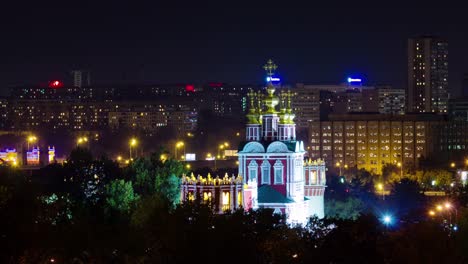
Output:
[
  {"xmin": 48, "ymin": 146, "xmax": 56, "ymax": 163},
  {"xmin": 266, "ymin": 77, "xmax": 281, "ymax": 82},
  {"xmin": 185, "ymin": 153, "xmax": 196, "ymax": 161},
  {"xmin": 27, "ymin": 147, "xmax": 40, "ymax": 165},
  {"xmin": 347, "ymin": 77, "xmax": 362, "ymax": 83}
]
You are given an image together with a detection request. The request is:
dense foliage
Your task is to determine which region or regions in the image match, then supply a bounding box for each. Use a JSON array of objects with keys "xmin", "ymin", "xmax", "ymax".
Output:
[{"xmin": 0, "ymin": 149, "xmax": 467, "ymax": 263}]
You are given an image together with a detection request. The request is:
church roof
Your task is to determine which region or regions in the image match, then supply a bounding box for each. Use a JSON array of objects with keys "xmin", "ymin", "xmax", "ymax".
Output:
[
  {"xmin": 258, "ymin": 185, "xmax": 295, "ymax": 204},
  {"xmin": 238, "ymin": 140, "xmax": 299, "ymax": 152}
]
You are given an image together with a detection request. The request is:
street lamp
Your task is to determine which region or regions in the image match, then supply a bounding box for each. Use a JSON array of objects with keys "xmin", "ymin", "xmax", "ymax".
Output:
[
  {"xmin": 175, "ymin": 141, "xmax": 184, "ymax": 160},
  {"xmin": 450, "ymin": 162, "xmax": 456, "ymax": 169},
  {"xmin": 397, "ymin": 162, "xmax": 402, "ymax": 178},
  {"xmin": 335, "ymin": 162, "xmax": 342, "ymax": 176},
  {"xmin": 76, "ymin": 136, "xmax": 88, "ymax": 147},
  {"xmin": 218, "ymin": 144, "xmax": 225, "ymax": 159},
  {"xmin": 27, "ymin": 135, "xmax": 37, "ymax": 150},
  {"xmin": 129, "ymin": 138, "xmax": 138, "ymax": 159},
  {"xmin": 377, "ymin": 183, "xmax": 385, "ymax": 200}
]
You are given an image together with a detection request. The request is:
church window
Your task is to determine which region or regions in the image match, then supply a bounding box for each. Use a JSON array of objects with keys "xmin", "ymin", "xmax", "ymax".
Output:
[
  {"xmin": 261, "ymin": 160, "xmax": 271, "ymax": 184},
  {"xmin": 248, "ymin": 160, "xmax": 258, "ymax": 182},
  {"xmin": 274, "ymin": 160, "xmax": 284, "ymax": 184}
]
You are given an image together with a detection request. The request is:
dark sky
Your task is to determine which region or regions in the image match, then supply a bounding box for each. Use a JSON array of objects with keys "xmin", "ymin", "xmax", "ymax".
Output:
[{"xmin": 1, "ymin": 2, "xmax": 467, "ymax": 95}]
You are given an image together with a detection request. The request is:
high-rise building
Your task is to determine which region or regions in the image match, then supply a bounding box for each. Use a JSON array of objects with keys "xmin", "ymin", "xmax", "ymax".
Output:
[
  {"xmin": 377, "ymin": 87, "xmax": 406, "ymax": 115},
  {"xmin": 71, "ymin": 70, "xmax": 91, "ymax": 88},
  {"xmin": 407, "ymin": 36, "xmax": 449, "ymax": 113},
  {"xmin": 290, "ymin": 86, "xmax": 320, "ymax": 130}
]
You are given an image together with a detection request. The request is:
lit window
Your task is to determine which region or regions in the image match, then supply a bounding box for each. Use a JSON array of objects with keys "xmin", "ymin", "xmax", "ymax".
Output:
[
  {"xmin": 248, "ymin": 160, "xmax": 258, "ymax": 182},
  {"xmin": 261, "ymin": 160, "xmax": 271, "ymax": 184},
  {"xmin": 222, "ymin": 191, "xmax": 230, "ymax": 211},
  {"xmin": 274, "ymin": 160, "xmax": 284, "ymax": 184}
]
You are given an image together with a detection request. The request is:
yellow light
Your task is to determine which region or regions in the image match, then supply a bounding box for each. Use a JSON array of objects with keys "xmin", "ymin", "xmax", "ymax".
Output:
[
  {"xmin": 436, "ymin": 205, "xmax": 443, "ymax": 211},
  {"xmin": 224, "ymin": 142, "xmax": 229, "ymax": 147},
  {"xmin": 186, "ymin": 164, "xmax": 191, "ymax": 169},
  {"xmin": 397, "ymin": 162, "xmax": 402, "ymax": 167},
  {"xmin": 335, "ymin": 162, "xmax": 340, "ymax": 167},
  {"xmin": 236, "ymin": 132, "xmax": 240, "ymax": 136},
  {"xmin": 160, "ymin": 154, "xmax": 167, "ymax": 161},
  {"xmin": 28, "ymin": 136, "xmax": 37, "ymax": 142},
  {"xmin": 444, "ymin": 202, "xmax": 451, "ymax": 209},
  {"xmin": 236, "ymin": 161, "xmax": 239, "ymax": 165},
  {"xmin": 206, "ymin": 153, "xmax": 212, "ymax": 158},
  {"xmin": 117, "ymin": 156, "xmax": 122, "ymax": 161},
  {"xmin": 130, "ymin": 138, "xmax": 137, "ymax": 146},
  {"xmin": 219, "ymin": 145, "xmax": 224, "ymax": 149},
  {"xmin": 377, "ymin": 183, "xmax": 383, "ymax": 191},
  {"xmin": 125, "ymin": 160, "xmax": 130, "ymax": 164},
  {"xmin": 12, "ymin": 160, "xmax": 18, "ymax": 167},
  {"xmin": 344, "ymin": 164, "xmax": 348, "ymax": 169},
  {"xmin": 176, "ymin": 141, "xmax": 184, "ymax": 148},
  {"xmin": 217, "ymin": 155, "xmax": 220, "ymax": 159},
  {"xmin": 450, "ymin": 162, "xmax": 456, "ymax": 168},
  {"xmin": 429, "ymin": 210, "xmax": 436, "ymax": 216}
]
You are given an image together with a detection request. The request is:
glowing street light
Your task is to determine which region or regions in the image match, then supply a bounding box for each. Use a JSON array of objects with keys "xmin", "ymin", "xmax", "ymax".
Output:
[
  {"xmin": 377, "ymin": 183, "xmax": 385, "ymax": 200},
  {"xmin": 27, "ymin": 135, "xmax": 38, "ymax": 150},
  {"xmin": 450, "ymin": 162, "xmax": 456, "ymax": 168},
  {"xmin": 397, "ymin": 162, "xmax": 403, "ymax": 177},
  {"xmin": 335, "ymin": 162, "xmax": 342, "ymax": 175},
  {"xmin": 382, "ymin": 214, "xmax": 393, "ymax": 229},
  {"xmin": 429, "ymin": 210, "xmax": 436, "ymax": 216},
  {"xmin": 129, "ymin": 138, "xmax": 138, "ymax": 159},
  {"xmin": 175, "ymin": 141, "xmax": 185, "ymax": 160},
  {"xmin": 76, "ymin": 136, "xmax": 88, "ymax": 147},
  {"xmin": 117, "ymin": 156, "xmax": 122, "ymax": 162}
]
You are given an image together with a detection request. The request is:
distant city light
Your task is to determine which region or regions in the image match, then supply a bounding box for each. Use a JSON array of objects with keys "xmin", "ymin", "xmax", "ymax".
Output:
[
  {"xmin": 266, "ymin": 76, "xmax": 281, "ymax": 82},
  {"xmin": 185, "ymin": 84, "xmax": 195, "ymax": 92},
  {"xmin": 49, "ymin": 80, "xmax": 63, "ymax": 88},
  {"xmin": 347, "ymin": 77, "xmax": 362, "ymax": 83}
]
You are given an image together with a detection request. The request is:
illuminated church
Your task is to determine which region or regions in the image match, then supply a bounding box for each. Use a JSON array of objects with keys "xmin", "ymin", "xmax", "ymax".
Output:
[
  {"xmin": 238, "ymin": 60, "xmax": 326, "ymax": 224},
  {"xmin": 180, "ymin": 60, "xmax": 326, "ymax": 225}
]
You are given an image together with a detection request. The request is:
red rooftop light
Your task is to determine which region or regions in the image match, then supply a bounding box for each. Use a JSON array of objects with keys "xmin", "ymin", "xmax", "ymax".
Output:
[{"xmin": 49, "ymin": 80, "xmax": 63, "ymax": 88}]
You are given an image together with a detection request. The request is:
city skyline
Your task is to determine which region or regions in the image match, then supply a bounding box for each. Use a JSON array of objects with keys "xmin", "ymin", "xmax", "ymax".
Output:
[{"xmin": 1, "ymin": 3, "xmax": 468, "ymax": 96}]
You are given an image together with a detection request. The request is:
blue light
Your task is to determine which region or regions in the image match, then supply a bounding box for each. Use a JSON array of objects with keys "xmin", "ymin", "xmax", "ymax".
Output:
[
  {"xmin": 347, "ymin": 77, "xmax": 362, "ymax": 83},
  {"xmin": 382, "ymin": 214, "xmax": 393, "ymax": 226},
  {"xmin": 266, "ymin": 76, "xmax": 281, "ymax": 82},
  {"xmin": 453, "ymin": 225, "xmax": 458, "ymax": 231}
]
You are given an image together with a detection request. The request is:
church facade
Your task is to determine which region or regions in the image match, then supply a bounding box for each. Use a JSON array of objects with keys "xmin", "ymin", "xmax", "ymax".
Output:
[{"xmin": 238, "ymin": 60, "xmax": 326, "ymax": 225}]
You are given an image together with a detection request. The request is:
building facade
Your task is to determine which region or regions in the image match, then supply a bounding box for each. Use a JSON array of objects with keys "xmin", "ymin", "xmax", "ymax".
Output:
[
  {"xmin": 309, "ymin": 113, "xmax": 445, "ymax": 174},
  {"xmin": 407, "ymin": 36, "xmax": 449, "ymax": 113},
  {"xmin": 180, "ymin": 173, "xmax": 244, "ymax": 213}
]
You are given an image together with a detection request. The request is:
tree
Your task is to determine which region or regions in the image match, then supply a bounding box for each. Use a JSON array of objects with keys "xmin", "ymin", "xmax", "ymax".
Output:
[
  {"xmin": 105, "ymin": 179, "xmax": 138, "ymax": 213},
  {"xmin": 129, "ymin": 152, "xmax": 186, "ymax": 206},
  {"xmin": 389, "ymin": 178, "xmax": 425, "ymax": 218},
  {"xmin": 325, "ymin": 197, "xmax": 365, "ymax": 220},
  {"xmin": 382, "ymin": 163, "xmax": 400, "ymax": 183}
]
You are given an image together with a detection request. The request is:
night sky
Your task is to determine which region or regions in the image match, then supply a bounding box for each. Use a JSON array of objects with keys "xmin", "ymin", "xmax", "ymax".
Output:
[{"xmin": 1, "ymin": 2, "xmax": 467, "ymax": 95}]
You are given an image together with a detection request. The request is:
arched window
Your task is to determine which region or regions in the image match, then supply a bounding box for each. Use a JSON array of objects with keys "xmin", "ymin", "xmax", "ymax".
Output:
[
  {"xmin": 274, "ymin": 160, "xmax": 284, "ymax": 184},
  {"xmin": 310, "ymin": 170, "xmax": 318, "ymax": 185},
  {"xmin": 261, "ymin": 160, "xmax": 271, "ymax": 184},
  {"xmin": 248, "ymin": 160, "xmax": 258, "ymax": 182}
]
